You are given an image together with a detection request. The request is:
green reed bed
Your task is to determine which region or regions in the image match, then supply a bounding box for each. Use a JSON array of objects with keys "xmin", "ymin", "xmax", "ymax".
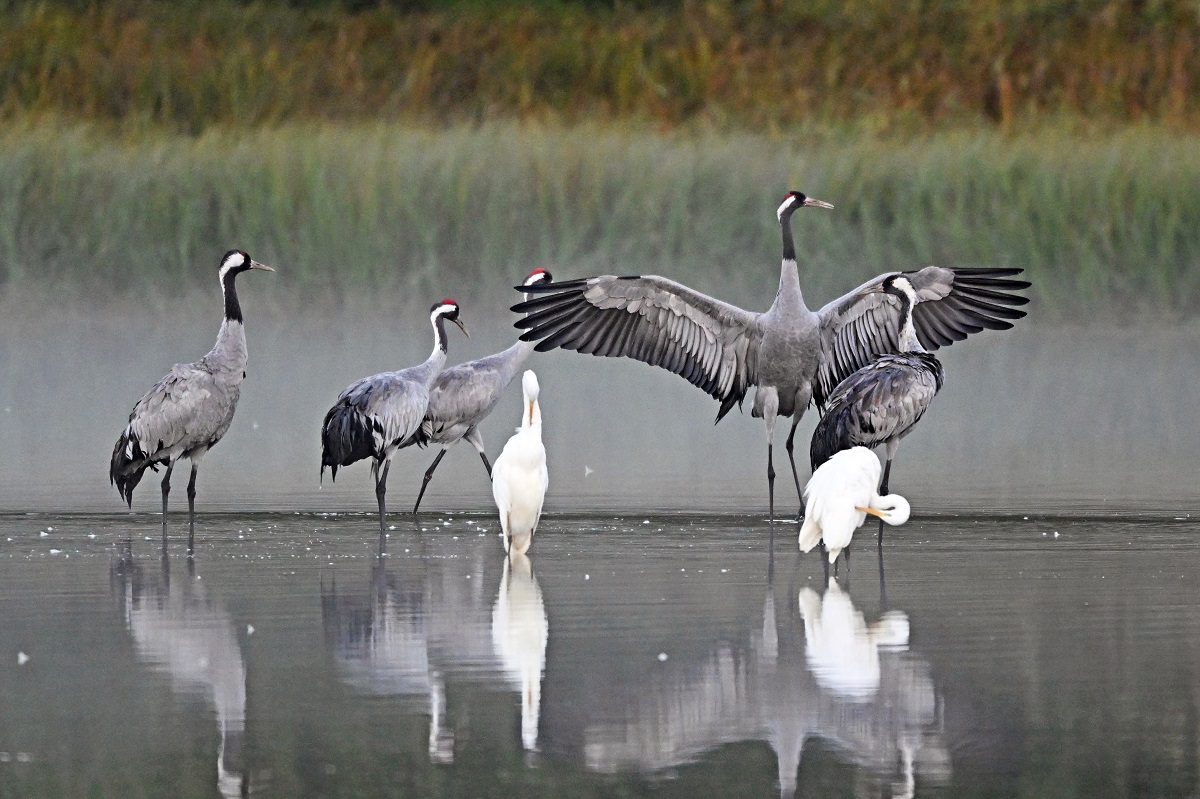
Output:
[
  {"xmin": 1, "ymin": 122, "xmax": 1198, "ymax": 316},
  {"xmin": 3, "ymin": 0, "xmax": 1200, "ymax": 135}
]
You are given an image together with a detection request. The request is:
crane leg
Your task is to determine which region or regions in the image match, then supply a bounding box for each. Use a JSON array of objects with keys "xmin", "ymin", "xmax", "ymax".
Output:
[
  {"xmin": 160, "ymin": 462, "xmax": 174, "ymax": 544},
  {"xmin": 413, "ymin": 449, "xmax": 448, "ymax": 514},
  {"xmin": 784, "ymin": 416, "xmax": 804, "ymax": 517},
  {"xmin": 877, "ymin": 457, "xmax": 893, "ymax": 547},
  {"xmin": 464, "ymin": 428, "xmax": 493, "ymax": 479},
  {"xmin": 375, "ymin": 460, "xmax": 391, "ymax": 537},
  {"xmin": 763, "ymin": 398, "xmax": 779, "ymax": 523},
  {"xmin": 186, "ymin": 463, "xmax": 199, "ymax": 556}
]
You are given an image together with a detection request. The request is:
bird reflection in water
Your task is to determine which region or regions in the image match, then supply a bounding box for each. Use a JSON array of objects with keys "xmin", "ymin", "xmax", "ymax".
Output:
[
  {"xmin": 320, "ymin": 538, "xmax": 549, "ymax": 764},
  {"xmin": 491, "ymin": 552, "xmax": 549, "ymax": 761},
  {"xmin": 110, "ymin": 542, "xmax": 250, "ymax": 798},
  {"xmin": 584, "ymin": 548, "xmax": 948, "ymax": 798}
]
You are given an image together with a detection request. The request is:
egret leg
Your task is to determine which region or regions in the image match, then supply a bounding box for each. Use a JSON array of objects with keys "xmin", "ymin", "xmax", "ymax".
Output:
[
  {"xmin": 413, "ymin": 449, "xmax": 448, "ymax": 514},
  {"xmin": 186, "ymin": 463, "xmax": 199, "ymax": 556},
  {"xmin": 784, "ymin": 416, "xmax": 804, "ymax": 516},
  {"xmin": 160, "ymin": 462, "xmax": 174, "ymax": 544},
  {"xmin": 878, "ymin": 545, "xmax": 889, "ymax": 610},
  {"xmin": 464, "ymin": 428, "xmax": 493, "ymax": 479},
  {"xmin": 375, "ymin": 460, "xmax": 391, "ymax": 537}
]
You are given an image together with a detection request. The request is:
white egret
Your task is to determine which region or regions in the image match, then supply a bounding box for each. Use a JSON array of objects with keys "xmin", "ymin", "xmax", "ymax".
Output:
[
  {"xmin": 798, "ymin": 446, "xmax": 910, "ymax": 569},
  {"xmin": 492, "ymin": 370, "xmax": 548, "ymax": 556}
]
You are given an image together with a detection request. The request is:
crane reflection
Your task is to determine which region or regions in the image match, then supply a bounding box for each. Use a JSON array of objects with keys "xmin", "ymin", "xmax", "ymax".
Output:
[
  {"xmin": 320, "ymin": 539, "xmax": 549, "ymax": 763},
  {"xmin": 110, "ymin": 544, "xmax": 249, "ymax": 798},
  {"xmin": 583, "ymin": 556, "xmax": 948, "ymax": 798}
]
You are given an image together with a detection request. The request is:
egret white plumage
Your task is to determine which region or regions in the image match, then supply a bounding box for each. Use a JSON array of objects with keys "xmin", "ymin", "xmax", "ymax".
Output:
[
  {"xmin": 109, "ymin": 249, "xmax": 274, "ymax": 554},
  {"xmin": 798, "ymin": 447, "xmax": 910, "ymax": 571},
  {"xmin": 810, "ymin": 273, "xmax": 943, "ymax": 546},
  {"xmin": 406, "ymin": 268, "xmax": 554, "ymax": 513},
  {"xmin": 513, "ymin": 190, "xmax": 1029, "ymax": 521},
  {"xmin": 320, "ymin": 300, "xmax": 468, "ymax": 535},
  {"xmin": 491, "ymin": 370, "xmax": 548, "ymax": 556}
]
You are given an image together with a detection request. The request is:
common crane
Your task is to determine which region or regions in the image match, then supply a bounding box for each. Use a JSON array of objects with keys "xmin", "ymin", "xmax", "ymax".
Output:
[
  {"xmin": 491, "ymin": 370, "xmax": 548, "ymax": 557},
  {"xmin": 109, "ymin": 249, "xmax": 274, "ymax": 554},
  {"xmin": 810, "ymin": 273, "xmax": 942, "ymax": 546},
  {"xmin": 320, "ymin": 300, "xmax": 468, "ymax": 535},
  {"xmin": 512, "ymin": 190, "xmax": 1029, "ymax": 520},
  {"xmin": 406, "ymin": 268, "xmax": 553, "ymax": 514},
  {"xmin": 798, "ymin": 446, "xmax": 910, "ymax": 573}
]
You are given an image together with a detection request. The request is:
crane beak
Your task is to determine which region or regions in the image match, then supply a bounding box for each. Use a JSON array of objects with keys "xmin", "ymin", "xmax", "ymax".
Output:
[
  {"xmin": 856, "ymin": 505, "xmax": 885, "ymax": 518},
  {"xmin": 453, "ymin": 318, "xmax": 470, "ymax": 337},
  {"xmin": 803, "ymin": 197, "xmax": 834, "ymax": 210},
  {"xmin": 249, "ymin": 260, "xmax": 275, "ymax": 272}
]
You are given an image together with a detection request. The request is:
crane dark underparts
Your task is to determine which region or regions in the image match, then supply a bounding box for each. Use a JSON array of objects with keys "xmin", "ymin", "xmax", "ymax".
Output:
[
  {"xmin": 320, "ymin": 300, "xmax": 469, "ymax": 536},
  {"xmin": 110, "ymin": 249, "xmax": 275, "ymax": 554},
  {"xmin": 512, "ymin": 190, "xmax": 1030, "ymax": 521}
]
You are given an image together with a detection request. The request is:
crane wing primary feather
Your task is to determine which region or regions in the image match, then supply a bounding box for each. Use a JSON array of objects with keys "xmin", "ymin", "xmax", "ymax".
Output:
[
  {"xmin": 813, "ymin": 266, "xmax": 1028, "ymax": 408},
  {"xmin": 512, "ymin": 275, "xmax": 763, "ymax": 422}
]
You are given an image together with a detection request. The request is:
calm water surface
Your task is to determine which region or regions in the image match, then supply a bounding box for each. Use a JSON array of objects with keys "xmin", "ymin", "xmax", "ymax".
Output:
[{"xmin": 1, "ymin": 510, "xmax": 1197, "ymax": 798}]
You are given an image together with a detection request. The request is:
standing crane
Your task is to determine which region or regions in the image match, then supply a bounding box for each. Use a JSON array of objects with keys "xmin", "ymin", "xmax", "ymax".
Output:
[
  {"xmin": 406, "ymin": 268, "xmax": 553, "ymax": 514},
  {"xmin": 491, "ymin": 371, "xmax": 548, "ymax": 557},
  {"xmin": 810, "ymin": 273, "xmax": 943, "ymax": 546},
  {"xmin": 512, "ymin": 190, "xmax": 1029, "ymax": 520},
  {"xmin": 110, "ymin": 249, "xmax": 274, "ymax": 554},
  {"xmin": 320, "ymin": 300, "xmax": 469, "ymax": 535},
  {"xmin": 798, "ymin": 446, "xmax": 910, "ymax": 573}
]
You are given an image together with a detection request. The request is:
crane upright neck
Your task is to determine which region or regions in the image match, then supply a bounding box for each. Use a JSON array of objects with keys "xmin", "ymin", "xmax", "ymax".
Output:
[
  {"xmin": 895, "ymin": 293, "xmax": 924, "ymax": 353},
  {"xmin": 774, "ymin": 210, "xmax": 807, "ymax": 312},
  {"xmin": 222, "ymin": 268, "xmax": 244, "ymax": 323}
]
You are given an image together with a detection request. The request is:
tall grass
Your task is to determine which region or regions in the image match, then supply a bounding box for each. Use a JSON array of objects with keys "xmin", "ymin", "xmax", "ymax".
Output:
[
  {"xmin": 2, "ymin": 0, "xmax": 1200, "ymax": 134},
  {"xmin": 1, "ymin": 121, "xmax": 1198, "ymax": 317}
]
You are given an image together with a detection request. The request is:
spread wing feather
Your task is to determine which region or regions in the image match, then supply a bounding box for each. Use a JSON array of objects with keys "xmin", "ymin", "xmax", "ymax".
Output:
[
  {"xmin": 814, "ymin": 266, "xmax": 1028, "ymax": 407},
  {"xmin": 513, "ymin": 275, "xmax": 763, "ymax": 422}
]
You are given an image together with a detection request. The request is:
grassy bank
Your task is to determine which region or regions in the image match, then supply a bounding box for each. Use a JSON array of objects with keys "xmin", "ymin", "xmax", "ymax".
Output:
[
  {"xmin": 1, "ymin": 121, "xmax": 1198, "ymax": 317},
  {"xmin": 2, "ymin": 0, "xmax": 1200, "ymax": 134}
]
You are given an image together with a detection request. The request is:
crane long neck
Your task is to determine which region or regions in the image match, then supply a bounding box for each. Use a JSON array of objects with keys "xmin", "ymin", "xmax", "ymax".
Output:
[
  {"xmin": 206, "ymin": 271, "xmax": 248, "ymax": 374},
  {"xmin": 222, "ymin": 268, "xmax": 244, "ymax": 323},
  {"xmin": 896, "ymin": 294, "xmax": 924, "ymax": 353},
  {"xmin": 775, "ymin": 211, "xmax": 806, "ymax": 311}
]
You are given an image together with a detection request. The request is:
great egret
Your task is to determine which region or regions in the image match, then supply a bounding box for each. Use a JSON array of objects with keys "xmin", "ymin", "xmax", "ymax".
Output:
[
  {"xmin": 798, "ymin": 447, "xmax": 910, "ymax": 570},
  {"xmin": 491, "ymin": 370, "xmax": 548, "ymax": 556}
]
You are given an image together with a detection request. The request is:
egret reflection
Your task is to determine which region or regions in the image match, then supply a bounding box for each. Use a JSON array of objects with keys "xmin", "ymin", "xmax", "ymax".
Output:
[
  {"xmin": 320, "ymin": 540, "xmax": 549, "ymax": 763},
  {"xmin": 584, "ymin": 558, "xmax": 947, "ymax": 798},
  {"xmin": 111, "ymin": 543, "xmax": 249, "ymax": 798},
  {"xmin": 491, "ymin": 552, "xmax": 549, "ymax": 756}
]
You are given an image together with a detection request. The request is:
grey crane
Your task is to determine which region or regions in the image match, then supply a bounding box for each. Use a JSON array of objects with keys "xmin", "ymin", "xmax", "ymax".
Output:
[
  {"xmin": 110, "ymin": 249, "xmax": 274, "ymax": 554},
  {"xmin": 320, "ymin": 300, "xmax": 469, "ymax": 535},
  {"xmin": 405, "ymin": 268, "xmax": 553, "ymax": 514},
  {"xmin": 512, "ymin": 190, "xmax": 1030, "ymax": 520},
  {"xmin": 810, "ymin": 273, "xmax": 944, "ymax": 547}
]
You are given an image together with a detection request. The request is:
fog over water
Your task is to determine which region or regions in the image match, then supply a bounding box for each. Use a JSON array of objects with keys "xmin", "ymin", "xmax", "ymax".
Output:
[{"xmin": 0, "ymin": 280, "xmax": 1196, "ymax": 516}]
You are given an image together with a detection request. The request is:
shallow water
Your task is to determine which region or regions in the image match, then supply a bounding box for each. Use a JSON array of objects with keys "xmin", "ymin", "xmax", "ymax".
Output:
[{"xmin": 2, "ymin": 510, "xmax": 1197, "ymax": 798}]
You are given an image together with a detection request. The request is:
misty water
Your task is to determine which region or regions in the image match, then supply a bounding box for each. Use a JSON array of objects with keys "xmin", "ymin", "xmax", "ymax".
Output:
[{"xmin": 1, "ymin": 289, "xmax": 1198, "ymax": 797}]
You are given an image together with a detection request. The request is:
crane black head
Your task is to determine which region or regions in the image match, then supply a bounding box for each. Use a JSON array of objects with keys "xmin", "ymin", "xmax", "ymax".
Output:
[
  {"xmin": 880, "ymin": 273, "xmax": 919, "ymax": 305},
  {"xmin": 218, "ymin": 249, "xmax": 274, "ymax": 322},
  {"xmin": 776, "ymin": 190, "xmax": 835, "ymax": 222},
  {"xmin": 430, "ymin": 299, "xmax": 469, "ymax": 339},
  {"xmin": 521, "ymin": 268, "xmax": 554, "ymax": 288}
]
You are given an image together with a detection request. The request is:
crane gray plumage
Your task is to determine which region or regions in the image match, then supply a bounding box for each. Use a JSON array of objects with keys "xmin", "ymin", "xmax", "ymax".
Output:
[
  {"xmin": 109, "ymin": 249, "xmax": 274, "ymax": 554},
  {"xmin": 512, "ymin": 190, "xmax": 1030, "ymax": 520},
  {"xmin": 405, "ymin": 269, "xmax": 553, "ymax": 514},
  {"xmin": 320, "ymin": 300, "xmax": 468, "ymax": 535},
  {"xmin": 811, "ymin": 274, "xmax": 944, "ymax": 546}
]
